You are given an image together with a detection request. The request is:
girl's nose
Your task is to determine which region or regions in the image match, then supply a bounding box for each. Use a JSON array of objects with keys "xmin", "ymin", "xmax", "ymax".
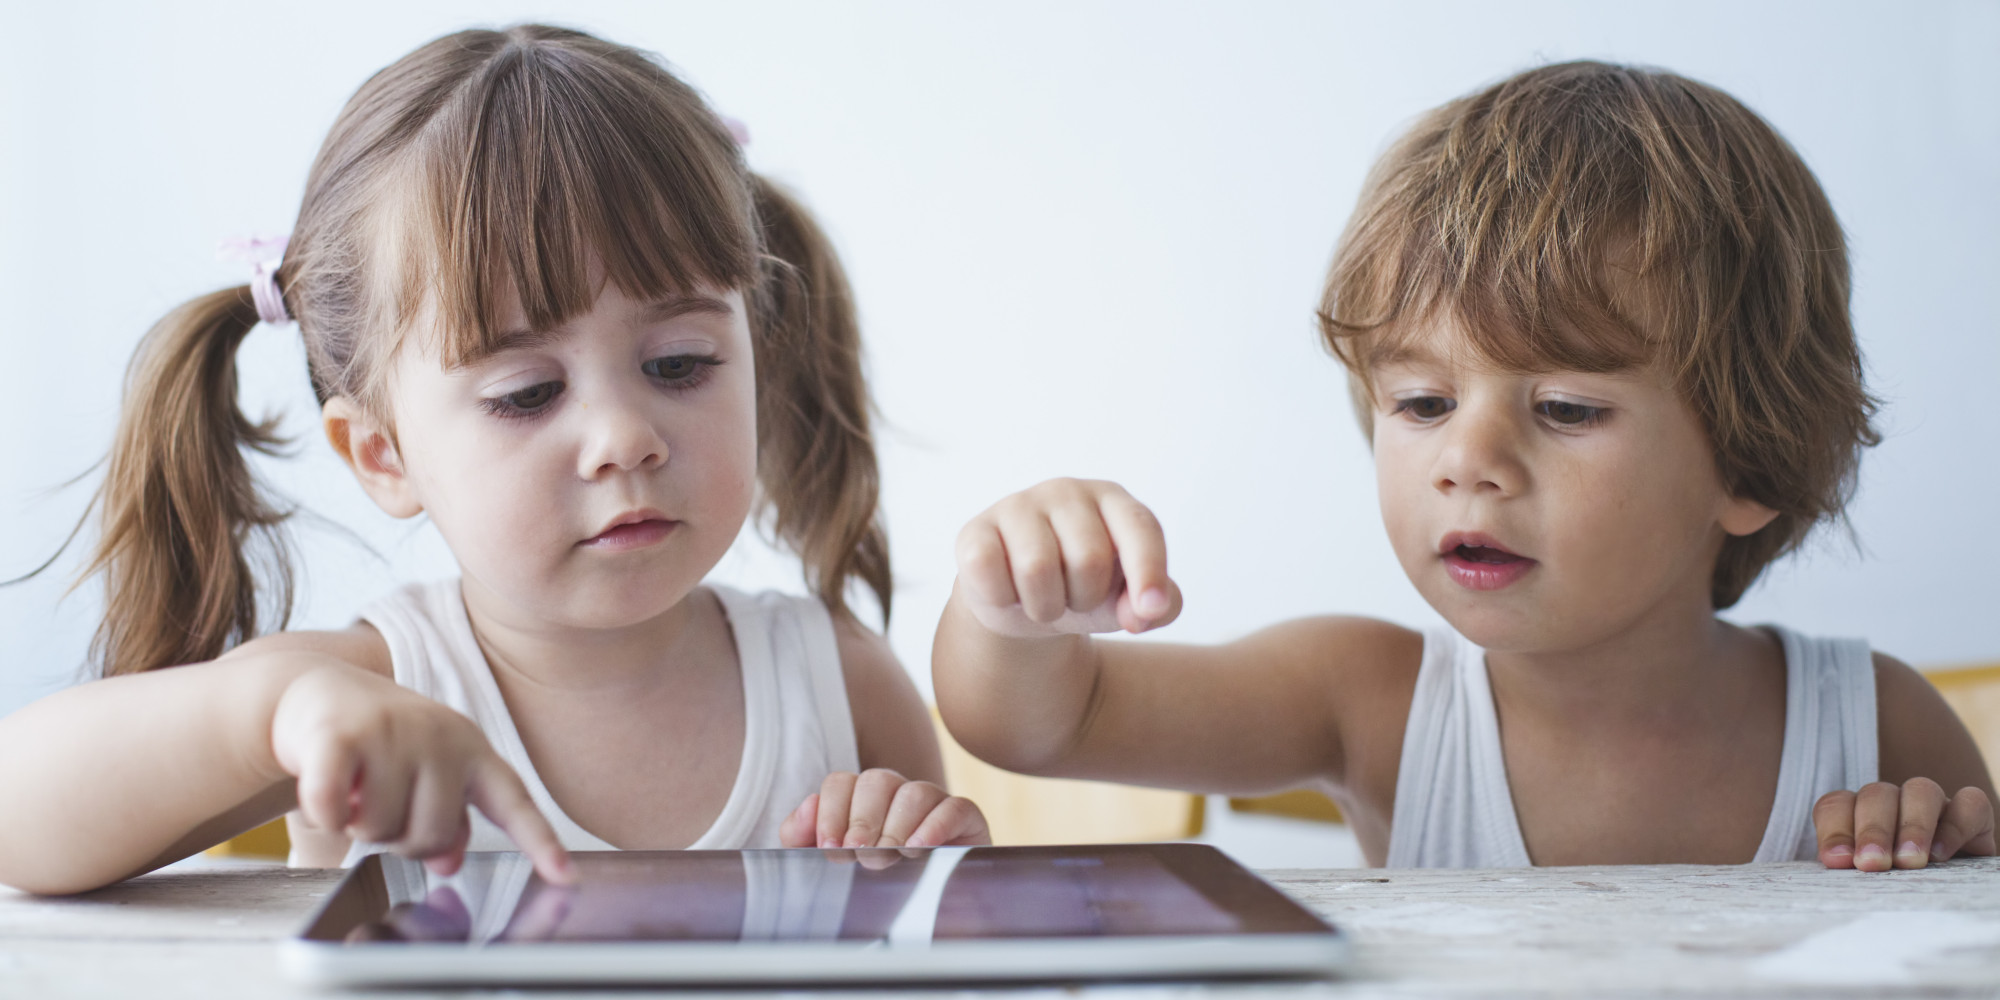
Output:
[
  {"xmin": 575, "ymin": 394, "xmax": 668, "ymax": 479},
  {"xmin": 1431, "ymin": 405, "xmax": 1526, "ymax": 497}
]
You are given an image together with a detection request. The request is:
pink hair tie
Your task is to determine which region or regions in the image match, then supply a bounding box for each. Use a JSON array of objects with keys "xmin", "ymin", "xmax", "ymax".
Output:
[
  {"xmin": 217, "ymin": 234, "xmax": 292, "ymax": 325},
  {"xmin": 719, "ymin": 115, "xmax": 751, "ymax": 146}
]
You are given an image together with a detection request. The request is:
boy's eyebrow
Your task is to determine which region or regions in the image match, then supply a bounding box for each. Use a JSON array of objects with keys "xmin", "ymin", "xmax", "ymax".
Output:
[
  {"xmin": 1370, "ymin": 342, "xmax": 1443, "ymax": 368},
  {"xmin": 483, "ymin": 293, "xmax": 735, "ymax": 355}
]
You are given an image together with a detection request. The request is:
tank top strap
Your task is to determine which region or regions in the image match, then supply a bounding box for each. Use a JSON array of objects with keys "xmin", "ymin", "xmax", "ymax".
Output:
[
  {"xmin": 1386, "ymin": 627, "xmax": 1532, "ymax": 868},
  {"xmin": 690, "ymin": 585, "xmax": 858, "ymax": 849},
  {"xmin": 1752, "ymin": 624, "xmax": 1878, "ymax": 862}
]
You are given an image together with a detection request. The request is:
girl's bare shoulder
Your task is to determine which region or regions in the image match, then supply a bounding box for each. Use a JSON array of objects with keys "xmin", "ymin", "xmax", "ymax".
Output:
[{"xmin": 217, "ymin": 623, "xmax": 393, "ymax": 678}]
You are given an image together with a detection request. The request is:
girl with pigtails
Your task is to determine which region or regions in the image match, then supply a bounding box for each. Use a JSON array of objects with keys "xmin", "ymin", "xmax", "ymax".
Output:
[{"xmin": 0, "ymin": 24, "xmax": 986, "ymax": 895}]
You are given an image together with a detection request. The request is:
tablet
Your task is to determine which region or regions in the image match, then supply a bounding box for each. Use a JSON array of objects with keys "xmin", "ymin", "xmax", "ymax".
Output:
[{"xmin": 285, "ymin": 843, "xmax": 1346, "ymax": 986}]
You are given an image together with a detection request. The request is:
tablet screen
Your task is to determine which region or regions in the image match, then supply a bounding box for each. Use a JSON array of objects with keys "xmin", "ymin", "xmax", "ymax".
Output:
[{"xmin": 302, "ymin": 844, "xmax": 1332, "ymax": 947}]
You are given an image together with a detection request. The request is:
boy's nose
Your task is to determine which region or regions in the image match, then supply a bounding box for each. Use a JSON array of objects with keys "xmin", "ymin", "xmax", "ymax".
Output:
[
  {"xmin": 575, "ymin": 395, "xmax": 668, "ymax": 478},
  {"xmin": 1431, "ymin": 407, "xmax": 1525, "ymax": 497}
]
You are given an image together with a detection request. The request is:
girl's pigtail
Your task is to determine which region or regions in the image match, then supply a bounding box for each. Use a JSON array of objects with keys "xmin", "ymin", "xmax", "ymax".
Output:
[
  {"xmin": 82, "ymin": 287, "xmax": 294, "ymax": 676},
  {"xmin": 749, "ymin": 175, "xmax": 892, "ymax": 625}
]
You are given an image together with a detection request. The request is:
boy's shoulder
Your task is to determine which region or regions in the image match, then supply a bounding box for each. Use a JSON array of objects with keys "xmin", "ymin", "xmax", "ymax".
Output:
[
  {"xmin": 1228, "ymin": 614, "xmax": 1427, "ymax": 706},
  {"xmin": 1874, "ymin": 650, "xmax": 1997, "ymax": 796}
]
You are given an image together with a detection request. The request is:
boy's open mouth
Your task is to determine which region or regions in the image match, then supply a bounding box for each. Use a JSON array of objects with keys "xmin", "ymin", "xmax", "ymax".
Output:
[{"xmin": 1438, "ymin": 533, "xmax": 1536, "ymax": 591}]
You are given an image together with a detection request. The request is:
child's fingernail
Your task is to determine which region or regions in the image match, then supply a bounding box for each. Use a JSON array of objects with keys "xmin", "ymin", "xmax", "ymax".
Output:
[
  {"xmin": 1824, "ymin": 844, "xmax": 1853, "ymax": 862},
  {"xmin": 1137, "ymin": 588, "xmax": 1169, "ymax": 617},
  {"xmin": 1857, "ymin": 844, "xmax": 1891, "ymax": 869},
  {"xmin": 1895, "ymin": 841, "xmax": 1927, "ymax": 866},
  {"xmin": 1930, "ymin": 840, "xmax": 1951, "ymax": 861},
  {"xmin": 820, "ymin": 837, "xmax": 836, "ymax": 849}
]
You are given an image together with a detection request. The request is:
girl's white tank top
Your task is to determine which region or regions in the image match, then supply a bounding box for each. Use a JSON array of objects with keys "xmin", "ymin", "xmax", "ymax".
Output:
[
  {"xmin": 1386, "ymin": 625, "xmax": 1876, "ymax": 868},
  {"xmin": 337, "ymin": 580, "xmax": 859, "ymax": 867}
]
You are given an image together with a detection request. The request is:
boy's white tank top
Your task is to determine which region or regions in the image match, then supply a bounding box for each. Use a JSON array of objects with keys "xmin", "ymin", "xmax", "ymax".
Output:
[
  {"xmin": 337, "ymin": 580, "xmax": 859, "ymax": 867},
  {"xmin": 1386, "ymin": 625, "xmax": 1877, "ymax": 868}
]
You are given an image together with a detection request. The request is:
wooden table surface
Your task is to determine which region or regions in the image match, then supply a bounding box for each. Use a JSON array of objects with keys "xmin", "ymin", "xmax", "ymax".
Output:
[{"xmin": 5, "ymin": 856, "xmax": 1999, "ymax": 998}]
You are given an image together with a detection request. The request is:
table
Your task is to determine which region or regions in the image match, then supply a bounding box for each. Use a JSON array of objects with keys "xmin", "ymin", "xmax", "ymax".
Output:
[{"xmin": 4, "ymin": 857, "xmax": 1998, "ymax": 997}]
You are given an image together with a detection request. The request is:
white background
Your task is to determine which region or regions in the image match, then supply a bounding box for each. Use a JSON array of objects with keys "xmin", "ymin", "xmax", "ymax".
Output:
[{"xmin": 3, "ymin": 1, "xmax": 1995, "ymax": 739}]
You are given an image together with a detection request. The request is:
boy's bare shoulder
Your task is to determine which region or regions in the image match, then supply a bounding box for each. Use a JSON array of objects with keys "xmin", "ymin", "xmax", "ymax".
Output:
[
  {"xmin": 1874, "ymin": 651, "xmax": 1996, "ymax": 795},
  {"xmin": 1230, "ymin": 614, "xmax": 1425, "ymax": 685},
  {"xmin": 216, "ymin": 624, "xmax": 393, "ymax": 678}
]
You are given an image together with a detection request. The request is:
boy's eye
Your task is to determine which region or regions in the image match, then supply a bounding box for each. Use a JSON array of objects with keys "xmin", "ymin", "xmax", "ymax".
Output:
[
  {"xmin": 643, "ymin": 355, "xmax": 716, "ymax": 382},
  {"xmin": 1393, "ymin": 396, "xmax": 1456, "ymax": 420},
  {"xmin": 1536, "ymin": 400, "xmax": 1606, "ymax": 426}
]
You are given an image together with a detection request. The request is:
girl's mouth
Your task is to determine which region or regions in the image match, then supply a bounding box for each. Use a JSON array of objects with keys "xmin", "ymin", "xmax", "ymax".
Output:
[
  {"xmin": 1438, "ymin": 533, "xmax": 1537, "ymax": 591},
  {"xmin": 580, "ymin": 513, "xmax": 677, "ymax": 551}
]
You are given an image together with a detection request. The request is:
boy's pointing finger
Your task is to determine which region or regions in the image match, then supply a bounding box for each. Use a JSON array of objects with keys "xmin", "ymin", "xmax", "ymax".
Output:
[{"xmin": 1097, "ymin": 493, "xmax": 1178, "ymax": 631}]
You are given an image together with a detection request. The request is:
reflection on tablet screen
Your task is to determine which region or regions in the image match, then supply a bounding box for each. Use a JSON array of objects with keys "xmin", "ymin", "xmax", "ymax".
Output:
[{"xmin": 331, "ymin": 844, "xmax": 1324, "ymax": 947}]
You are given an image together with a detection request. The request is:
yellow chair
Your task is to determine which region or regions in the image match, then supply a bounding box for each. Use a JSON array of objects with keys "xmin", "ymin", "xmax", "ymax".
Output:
[
  {"xmin": 1925, "ymin": 663, "xmax": 2000, "ymax": 781},
  {"xmin": 205, "ymin": 816, "xmax": 290, "ymax": 860},
  {"xmin": 1230, "ymin": 788, "xmax": 1344, "ymax": 824}
]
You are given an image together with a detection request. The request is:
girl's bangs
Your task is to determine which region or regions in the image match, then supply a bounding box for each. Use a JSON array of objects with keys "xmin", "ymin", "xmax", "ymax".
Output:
[{"xmin": 391, "ymin": 39, "xmax": 758, "ymax": 366}]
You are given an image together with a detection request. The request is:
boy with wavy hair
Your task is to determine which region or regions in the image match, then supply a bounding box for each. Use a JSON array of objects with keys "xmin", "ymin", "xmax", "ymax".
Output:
[{"xmin": 933, "ymin": 61, "xmax": 1994, "ymax": 870}]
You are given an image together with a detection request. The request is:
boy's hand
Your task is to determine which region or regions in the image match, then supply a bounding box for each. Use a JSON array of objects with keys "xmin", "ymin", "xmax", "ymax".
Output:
[
  {"xmin": 270, "ymin": 664, "xmax": 573, "ymax": 884},
  {"xmin": 1813, "ymin": 780, "xmax": 1995, "ymax": 871},
  {"xmin": 954, "ymin": 478, "xmax": 1182, "ymax": 638},
  {"xmin": 780, "ymin": 770, "xmax": 991, "ymax": 850}
]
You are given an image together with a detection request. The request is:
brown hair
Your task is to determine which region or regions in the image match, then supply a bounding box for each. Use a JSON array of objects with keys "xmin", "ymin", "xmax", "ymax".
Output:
[
  {"xmin": 1319, "ymin": 60, "xmax": 1879, "ymax": 609},
  {"xmin": 81, "ymin": 24, "xmax": 889, "ymax": 676}
]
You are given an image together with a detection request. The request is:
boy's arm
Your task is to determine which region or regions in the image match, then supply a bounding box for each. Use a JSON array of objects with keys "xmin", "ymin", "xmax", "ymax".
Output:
[
  {"xmin": 1812, "ymin": 653, "xmax": 1997, "ymax": 871},
  {"xmin": 932, "ymin": 478, "xmax": 1417, "ymax": 798}
]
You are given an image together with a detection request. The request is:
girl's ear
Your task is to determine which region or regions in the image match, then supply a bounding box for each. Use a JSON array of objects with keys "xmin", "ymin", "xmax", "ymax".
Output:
[
  {"xmin": 322, "ymin": 397, "xmax": 423, "ymax": 518},
  {"xmin": 1719, "ymin": 494, "xmax": 1781, "ymax": 538}
]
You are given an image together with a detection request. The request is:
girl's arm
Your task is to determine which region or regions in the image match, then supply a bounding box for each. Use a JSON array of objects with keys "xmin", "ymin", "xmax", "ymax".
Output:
[
  {"xmin": 778, "ymin": 619, "xmax": 990, "ymax": 850},
  {"xmin": 1812, "ymin": 654, "xmax": 1997, "ymax": 871},
  {"xmin": 931, "ymin": 478, "xmax": 1418, "ymax": 798},
  {"xmin": 0, "ymin": 630, "xmax": 568, "ymax": 894}
]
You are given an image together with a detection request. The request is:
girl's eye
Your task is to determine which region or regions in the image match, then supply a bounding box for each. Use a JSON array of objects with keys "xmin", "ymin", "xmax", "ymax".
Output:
[
  {"xmin": 1536, "ymin": 399, "xmax": 1608, "ymax": 427},
  {"xmin": 482, "ymin": 381, "xmax": 564, "ymax": 418},
  {"xmin": 1392, "ymin": 396, "xmax": 1456, "ymax": 421},
  {"xmin": 642, "ymin": 354, "xmax": 720, "ymax": 384}
]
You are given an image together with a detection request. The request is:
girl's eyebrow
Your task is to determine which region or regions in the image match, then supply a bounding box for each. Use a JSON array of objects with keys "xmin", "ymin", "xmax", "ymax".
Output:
[
  {"xmin": 484, "ymin": 293, "xmax": 735, "ymax": 356},
  {"xmin": 639, "ymin": 293, "xmax": 734, "ymax": 324}
]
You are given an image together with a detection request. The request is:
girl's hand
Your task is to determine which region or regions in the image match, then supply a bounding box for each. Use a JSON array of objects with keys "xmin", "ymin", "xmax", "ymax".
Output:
[
  {"xmin": 1813, "ymin": 780, "xmax": 1995, "ymax": 870},
  {"xmin": 269, "ymin": 664, "xmax": 573, "ymax": 883},
  {"xmin": 780, "ymin": 770, "xmax": 991, "ymax": 849},
  {"xmin": 954, "ymin": 478, "xmax": 1183, "ymax": 638}
]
